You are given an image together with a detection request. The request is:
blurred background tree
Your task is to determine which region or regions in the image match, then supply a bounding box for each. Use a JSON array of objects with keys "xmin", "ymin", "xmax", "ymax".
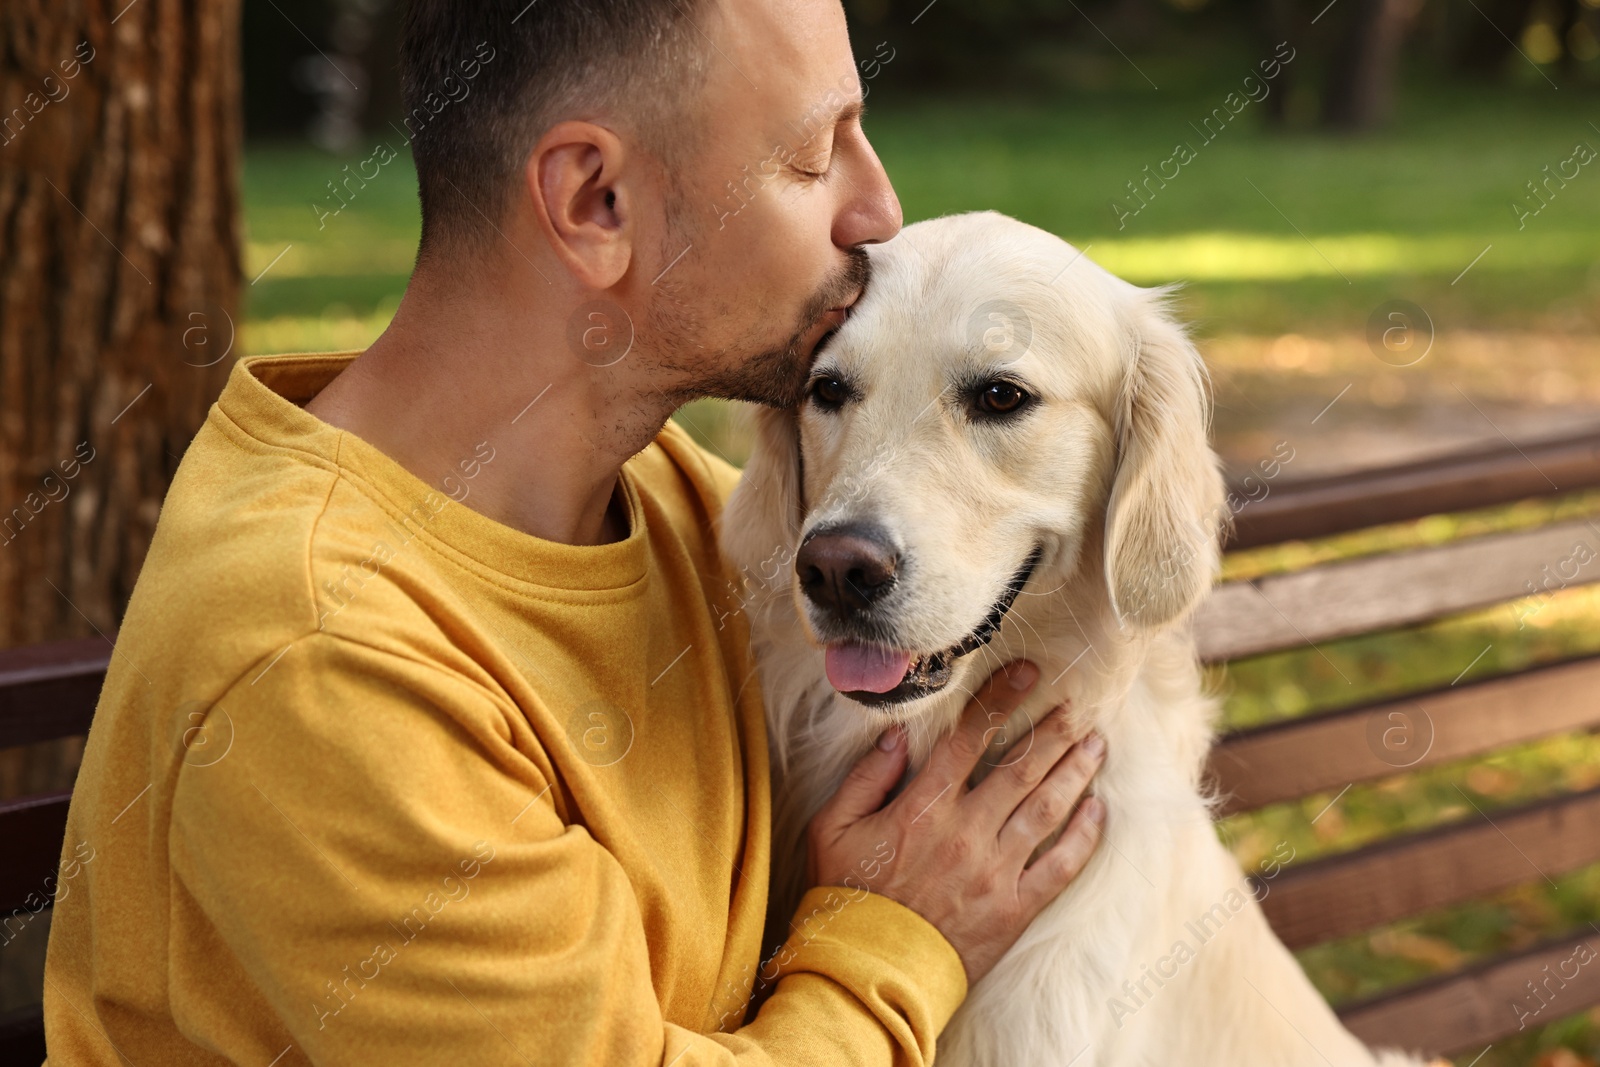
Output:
[{"xmin": 235, "ymin": 0, "xmax": 1600, "ymax": 143}]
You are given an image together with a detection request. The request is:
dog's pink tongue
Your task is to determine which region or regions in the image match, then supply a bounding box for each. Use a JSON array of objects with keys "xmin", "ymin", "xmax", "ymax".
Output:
[{"xmin": 825, "ymin": 643, "xmax": 913, "ymax": 693}]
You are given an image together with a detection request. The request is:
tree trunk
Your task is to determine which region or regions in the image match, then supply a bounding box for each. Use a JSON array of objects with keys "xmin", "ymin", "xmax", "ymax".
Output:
[
  {"xmin": 1555, "ymin": 0, "xmax": 1584, "ymax": 72},
  {"xmin": 1321, "ymin": 0, "xmax": 1422, "ymax": 130},
  {"xmin": 1258, "ymin": 0, "xmax": 1300, "ymax": 127},
  {"xmin": 1452, "ymin": 0, "xmax": 1537, "ymax": 75},
  {"xmin": 0, "ymin": 0, "xmax": 242, "ymax": 655}
]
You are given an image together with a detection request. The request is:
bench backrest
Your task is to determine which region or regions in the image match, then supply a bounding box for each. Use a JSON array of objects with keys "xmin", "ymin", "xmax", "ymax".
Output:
[
  {"xmin": 1200, "ymin": 428, "xmax": 1600, "ymax": 1057},
  {"xmin": 0, "ymin": 636, "xmax": 104, "ymax": 1062}
]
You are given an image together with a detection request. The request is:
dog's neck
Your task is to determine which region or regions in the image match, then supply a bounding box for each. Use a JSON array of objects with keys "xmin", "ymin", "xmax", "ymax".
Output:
[{"xmin": 895, "ymin": 579, "xmax": 1157, "ymax": 767}]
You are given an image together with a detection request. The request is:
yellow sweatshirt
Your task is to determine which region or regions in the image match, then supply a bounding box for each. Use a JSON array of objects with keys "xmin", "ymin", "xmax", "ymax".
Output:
[{"xmin": 41, "ymin": 351, "xmax": 967, "ymax": 1066}]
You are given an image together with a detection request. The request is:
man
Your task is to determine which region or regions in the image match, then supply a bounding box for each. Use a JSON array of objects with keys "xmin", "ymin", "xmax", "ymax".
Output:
[{"xmin": 42, "ymin": 1, "xmax": 1106, "ymax": 1063}]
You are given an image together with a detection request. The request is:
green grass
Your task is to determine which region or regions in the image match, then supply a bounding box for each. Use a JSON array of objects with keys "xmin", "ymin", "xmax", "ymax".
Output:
[
  {"xmin": 240, "ymin": 82, "xmax": 1600, "ymax": 1064},
  {"xmin": 242, "ymin": 140, "xmax": 418, "ymax": 350},
  {"xmin": 862, "ymin": 80, "xmax": 1600, "ymax": 333},
  {"xmin": 242, "ymin": 79, "xmax": 1600, "ymax": 347}
]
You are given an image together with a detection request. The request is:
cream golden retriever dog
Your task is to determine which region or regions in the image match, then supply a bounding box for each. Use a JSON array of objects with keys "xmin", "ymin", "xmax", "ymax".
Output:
[{"xmin": 722, "ymin": 212, "xmax": 1427, "ymax": 1067}]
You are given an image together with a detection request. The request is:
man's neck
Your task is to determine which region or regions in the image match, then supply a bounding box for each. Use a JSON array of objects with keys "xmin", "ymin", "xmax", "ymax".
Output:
[{"xmin": 303, "ymin": 263, "xmax": 672, "ymax": 547}]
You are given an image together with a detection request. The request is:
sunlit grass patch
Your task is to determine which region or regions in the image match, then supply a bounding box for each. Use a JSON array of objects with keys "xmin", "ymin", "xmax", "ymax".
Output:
[
  {"xmin": 245, "ymin": 238, "xmax": 417, "ymax": 279},
  {"xmin": 1092, "ymin": 232, "xmax": 1600, "ymax": 284},
  {"xmin": 242, "ymin": 303, "xmax": 396, "ymax": 356}
]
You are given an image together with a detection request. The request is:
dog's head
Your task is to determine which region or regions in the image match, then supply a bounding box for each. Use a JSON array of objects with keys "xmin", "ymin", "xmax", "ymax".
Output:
[{"xmin": 723, "ymin": 211, "xmax": 1225, "ymax": 713}]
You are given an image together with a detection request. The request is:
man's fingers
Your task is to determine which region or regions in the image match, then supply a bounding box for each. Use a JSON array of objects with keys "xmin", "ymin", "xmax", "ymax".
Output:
[
  {"xmin": 901, "ymin": 660, "xmax": 1039, "ymax": 815},
  {"xmin": 968, "ymin": 703, "xmax": 1077, "ymax": 826},
  {"xmin": 813, "ymin": 726, "xmax": 909, "ymax": 833},
  {"xmin": 1018, "ymin": 794, "xmax": 1105, "ymax": 913},
  {"xmin": 998, "ymin": 732, "xmax": 1105, "ymax": 859}
]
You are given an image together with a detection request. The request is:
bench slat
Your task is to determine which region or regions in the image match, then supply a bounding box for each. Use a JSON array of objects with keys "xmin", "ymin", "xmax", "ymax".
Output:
[
  {"xmin": 0, "ymin": 1005, "xmax": 47, "ymax": 1067},
  {"xmin": 1209, "ymin": 655, "xmax": 1600, "ymax": 815},
  {"xmin": 1339, "ymin": 928, "xmax": 1600, "ymax": 1056},
  {"xmin": 1230, "ymin": 428, "xmax": 1600, "ymax": 550},
  {"xmin": 1261, "ymin": 787, "xmax": 1600, "ymax": 949},
  {"xmin": 0, "ymin": 791, "xmax": 72, "ymax": 916},
  {"xmin": 0, "ymin": 636, "xmax": 108, "ymax": 748},
  {"xmin": 1196, "ymin": 516, "xmax": 1600, "ymax": 663}
]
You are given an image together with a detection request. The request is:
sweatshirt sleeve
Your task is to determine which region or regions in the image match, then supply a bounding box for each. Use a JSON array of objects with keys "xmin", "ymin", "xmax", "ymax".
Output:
[
  {"xmin": 709, "ymin": 887, "xmax": 968, "ymax": 1064},
  {"xmin": 166, "ymin": 631, "xmax": 965, "ymax": 1067}
]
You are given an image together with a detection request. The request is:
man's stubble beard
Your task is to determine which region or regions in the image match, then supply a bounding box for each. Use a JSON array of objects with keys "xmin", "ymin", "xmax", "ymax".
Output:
[{"xmin": 644, "ymin": 212, "xmax": 871, "ymax": 410}]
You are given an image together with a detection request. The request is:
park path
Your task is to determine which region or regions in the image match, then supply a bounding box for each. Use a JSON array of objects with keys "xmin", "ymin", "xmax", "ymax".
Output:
[{"xmin": 1208, "ymin": 330, "xmax": 1600, "ymax": 480}]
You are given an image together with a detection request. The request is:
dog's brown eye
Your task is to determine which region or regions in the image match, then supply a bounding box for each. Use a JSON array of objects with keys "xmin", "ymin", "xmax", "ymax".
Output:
[
  {"xmin": 977, "ymin": 380, "xmax": 1029, "ymax": 415},
  {"xmin": 810, "ymin": 376, "xmax": 850, "ymax": 410}
]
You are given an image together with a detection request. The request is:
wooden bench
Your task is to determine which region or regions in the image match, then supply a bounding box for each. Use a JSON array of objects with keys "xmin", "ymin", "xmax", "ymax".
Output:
[
  {"xmin": 1, "ymin": 427, "xmax": 1598, "ymax": 1063},
  {"xmin": 1201, "ymin": 426, "xmax": 1600, "ymax": 1058},
  {"xmin": 0, "ymin": 637, "xmax": 105, "ymax": 1065}
]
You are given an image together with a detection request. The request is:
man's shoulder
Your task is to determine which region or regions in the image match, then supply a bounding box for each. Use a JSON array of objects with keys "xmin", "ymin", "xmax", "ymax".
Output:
[{"xmin": 120, "ymin": 415, "xmax": 431, "ymax": 689}]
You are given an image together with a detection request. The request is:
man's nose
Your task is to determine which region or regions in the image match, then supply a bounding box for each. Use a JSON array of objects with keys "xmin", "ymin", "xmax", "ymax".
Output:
[
  {"xmin": 796, "ymin": 523, "xmax": 900, "ymax": 615},
  {"xmin": 833, "ymin": 130, "xmax": 901, "ymax": 248}
]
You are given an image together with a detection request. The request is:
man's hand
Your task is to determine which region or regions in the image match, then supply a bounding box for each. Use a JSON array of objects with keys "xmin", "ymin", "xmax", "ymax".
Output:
[{"xmin": 806, "ymin": 661, "xmax": 1106, "ymax": 985}]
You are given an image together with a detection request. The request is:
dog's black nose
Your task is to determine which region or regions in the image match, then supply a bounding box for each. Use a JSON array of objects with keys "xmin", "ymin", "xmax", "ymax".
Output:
[{"xmin": 796, "ymin": 524, "xmax": 899, "ymax": 615}]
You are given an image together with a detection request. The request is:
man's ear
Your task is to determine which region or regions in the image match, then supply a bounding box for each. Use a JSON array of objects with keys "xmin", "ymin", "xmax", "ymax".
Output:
[
  {"xmin": 1102, "ymin": 290, "xmax": 1227, "ymax": 630},
  {"xmin": 528, "ymin": 120, "xmax": 633, "ymax": 288},
  {"xmin": 721, "ymin": 405, "xmax": 805, "ymax": 588}
]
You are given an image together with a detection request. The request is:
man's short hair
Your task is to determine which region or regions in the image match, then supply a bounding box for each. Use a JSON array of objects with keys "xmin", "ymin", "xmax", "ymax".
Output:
[{"xmin": 398, "ymin": 0, "xmax": 710, "ymax": 256}]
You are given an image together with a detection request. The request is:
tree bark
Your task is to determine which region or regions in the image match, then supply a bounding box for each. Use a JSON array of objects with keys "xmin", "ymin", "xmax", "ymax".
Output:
[
  {"xmin": 0, "ymin": 0, "xmax": 242, "ymax": 652},
  {"xmin": 1257, "ymin": 0, "xmax": 1300, "ymax": 127}
]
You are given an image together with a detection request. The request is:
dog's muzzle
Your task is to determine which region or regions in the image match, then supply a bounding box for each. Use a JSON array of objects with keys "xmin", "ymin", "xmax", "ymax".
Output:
[{"xmin": 823, "ymin": 545, "xmax": 1043, "ymax": 707}]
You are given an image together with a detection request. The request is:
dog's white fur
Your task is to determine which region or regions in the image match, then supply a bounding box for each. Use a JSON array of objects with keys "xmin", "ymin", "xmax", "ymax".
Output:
[{"xmin": 721, "ymin": 212, "xmax": 1426, "ymax": 1067}]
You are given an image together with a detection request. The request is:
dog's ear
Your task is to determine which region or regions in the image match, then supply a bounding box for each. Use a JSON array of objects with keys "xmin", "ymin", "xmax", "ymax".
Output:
[
  {"xmin": 1102, "ymin": 292, "xmax": 1227, "ymax": 630},
  {"xmin": 721, "ymin": 404, "xmax": 804, "ymax": 581}
]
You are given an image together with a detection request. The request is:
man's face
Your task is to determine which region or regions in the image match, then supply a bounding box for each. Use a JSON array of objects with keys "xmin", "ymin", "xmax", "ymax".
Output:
[{"xmin": 644, "ymin": 0, "xmax": 902, "ymax": 408}]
